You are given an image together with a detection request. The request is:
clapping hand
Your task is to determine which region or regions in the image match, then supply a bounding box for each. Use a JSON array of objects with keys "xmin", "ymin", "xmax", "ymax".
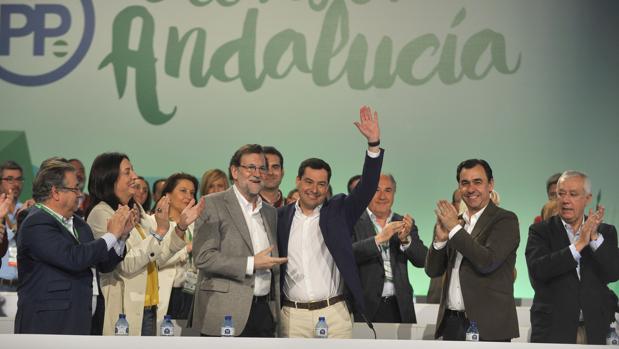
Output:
[
  {"xmin": 0, "ymin": 193, "xmax": 10, "ymax": 219},
  {"xmin": 575, "ymin": 206, "xmax": 605, "ymax": 251},
  {"xmin": 398, "ymin": 214, "xmax": 414, "ymax": 243},
  {"xmin": 153, "ymin": 195, "xmax": 170, "ymax": 237},
  {"xmin": 375, "ymin": 221, "xmax": 405, "ymax": 245},
  {"xmin": 177, "ymin": 196, "xmax": 206, "ymax": 236},
  {"xmin": 108, "ymin": 205, "xmax": 133, "ymax": 239},
  {"xmin": 435, "ymin": 200, "xmax": 460, "ymax": 232}
]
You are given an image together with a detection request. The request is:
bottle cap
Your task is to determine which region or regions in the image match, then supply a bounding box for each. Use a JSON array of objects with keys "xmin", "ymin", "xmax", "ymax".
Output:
[{"xmin": 319, "ymin": 316, "xmax": 325, "ymax": 321}]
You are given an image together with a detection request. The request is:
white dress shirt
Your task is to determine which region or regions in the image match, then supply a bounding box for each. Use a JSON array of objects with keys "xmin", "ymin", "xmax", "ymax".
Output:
[
  {"xmin": 283, "ymin": 201, "xmax": 342, "ymax": 302},
  {"xmin": 433, "ymin": 205, "xmax": 487, "ymax": 311},
  {"xmin": 232, "ymin": 185, "xmax": 271, "ymax": 296}
]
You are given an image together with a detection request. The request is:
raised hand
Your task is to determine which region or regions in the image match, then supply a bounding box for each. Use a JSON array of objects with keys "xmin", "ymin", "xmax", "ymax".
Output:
[
  {"xmin": 178, "ymin": 196, "xmax": 206, "ymax": 231},
  {"xmin": 435, "ymin": 200, "xmax": 460, "ymax": 232},
  {"xmin": 354, "ymin": 105, "xmax": 380, "ymax": 145},
  {"xmin": 254, "ymin": 245, "xmax": 288, "ymax": 271},
  {"xmin": 154, "ymin": 195, "xmax": 170, "ymax": 236}
]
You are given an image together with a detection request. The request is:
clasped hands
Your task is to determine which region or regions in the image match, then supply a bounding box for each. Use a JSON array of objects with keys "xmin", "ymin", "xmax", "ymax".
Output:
[{"xmin": 375, "ymin": 214, "xmax": 414, "ymax": 246}]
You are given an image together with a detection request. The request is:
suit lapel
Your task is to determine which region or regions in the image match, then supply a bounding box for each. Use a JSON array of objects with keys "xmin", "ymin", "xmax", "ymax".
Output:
[
  {"xmin": 223, "ymin": 189, "xmax": 254, "ymax": 253},
  {"xmin": 358, "ymin": 211, "xmax": 376, "ymax": 239},
  {"xmin": 469, "ymin": 201, "xmax": 498, "ymax": 239},
  {"xmin": 552, "ymin": 216, "xmax": 573, "ymax": 249}
]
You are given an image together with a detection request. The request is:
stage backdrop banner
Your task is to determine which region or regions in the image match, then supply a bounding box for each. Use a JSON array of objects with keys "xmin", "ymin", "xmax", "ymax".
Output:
[{"xmin": 1, "ymin": 0, "xmax": 618, "ymax": 297}]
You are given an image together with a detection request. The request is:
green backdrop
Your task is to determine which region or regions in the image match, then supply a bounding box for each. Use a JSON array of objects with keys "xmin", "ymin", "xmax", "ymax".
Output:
[{"xmin": 1, "ymin": 0, "xmax": 618, "ymax": 298}]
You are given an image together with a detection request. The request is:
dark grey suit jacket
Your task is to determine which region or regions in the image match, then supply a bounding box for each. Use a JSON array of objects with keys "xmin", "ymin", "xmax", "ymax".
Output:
[
  {"xmin": 352, "ymin": 211, "xmax": 427, "ymax": 323},
  {"xmin": 425, "ymin": 201, "xmax": 520, "ymax": 340},
  {"xmin": 526, "ymin": 215, "xmax": 619, "ymax": 344},
  {"xmin": 191, "ymin": 188, "xmax": 280, "ymax": 336}
]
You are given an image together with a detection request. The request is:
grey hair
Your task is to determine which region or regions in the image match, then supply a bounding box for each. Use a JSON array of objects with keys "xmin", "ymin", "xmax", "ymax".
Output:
[
  {"xmin": 32, "ymin": 158, "xmax": 75, "ymax": 203},
  {"xmin": 558, "ymin": 170, "xmax": 591, "ymax": 195},
  {"xmin": 382, "ymin": 173, "xmax": 397, "ymax": 192}
]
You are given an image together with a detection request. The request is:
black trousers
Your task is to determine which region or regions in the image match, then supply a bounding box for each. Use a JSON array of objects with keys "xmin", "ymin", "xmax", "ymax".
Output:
[
  {"xmin": 372, "ymin": 296, "xmax": 402, "ymax": 323},
  {"xmin": 200, "ymin": 296, "xmax": 275, "ymax": 337},
  {"xmin": 439, "ymin": 309, "xmax": 511, "ymax": 342}
]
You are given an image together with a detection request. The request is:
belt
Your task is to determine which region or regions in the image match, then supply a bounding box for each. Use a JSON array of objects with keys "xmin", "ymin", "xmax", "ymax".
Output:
[
  {"xmin": 381, "ymin": 296, "xmax": 397, "ymax": 304},
  {"xmin": 282, "ymin": 295, "xmax": 345, "ymax": 310},
  {"xmin": 144, "ymin": 305, "xmax": 157, "ymax": 311},
  {"xmin": 0, "ymin": 278, "xmax": 18, "ymax": 286},
  {"xmin": 444, "ymin": 309, "xmax": 467, "ymax": 319},
  {"xmin": 253, "ymin": 295, "xmax": 269, "ymax": 304}
]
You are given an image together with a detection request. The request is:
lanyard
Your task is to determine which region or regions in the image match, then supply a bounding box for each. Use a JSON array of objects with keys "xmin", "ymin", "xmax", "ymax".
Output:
[{"xmin": 35, "ymin": 203, "xmax": 80, "ymax": 241}]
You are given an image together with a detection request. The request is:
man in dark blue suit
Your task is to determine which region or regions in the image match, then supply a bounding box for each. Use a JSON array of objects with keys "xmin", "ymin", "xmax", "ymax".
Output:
[
  {"xmin": 15, "ymin": 158, "xmax": 133, "ymax": 335},
  {"xmin": 277, "ymin": 106, "xmax": 383, "ymax": 338}
]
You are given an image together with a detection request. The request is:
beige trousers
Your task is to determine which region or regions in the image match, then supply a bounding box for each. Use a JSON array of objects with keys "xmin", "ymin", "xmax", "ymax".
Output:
[
  {"xmin": 576, "ymin": 324, "xmax": 587, "ymax": 344},
  {"xmin": 279, "ymin": 301, "xmax": 353, "ymax": 338}
]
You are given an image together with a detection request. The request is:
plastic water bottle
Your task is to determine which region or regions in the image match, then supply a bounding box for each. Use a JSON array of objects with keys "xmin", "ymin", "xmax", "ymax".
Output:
[
  {"xmin": 465, "ymin": 320, "xmax": 479, "ymax": 341},
  {"xmin": 607, "ymin": 326, "xmax": 619, "ymax": 345},
  {"xmin": 114, "ymin": 313, "xmax": 129, "ymax": 336},
  {"xmin": 160, "ymin": 315, "xmax": 174, "ymax": 336},
  {"xmin": 314, "ymin": 316, "xmax": 328, "ymax": 338},
  {"xmin": 221, "ymin": 315, "xmax": 235, "ymax": 337}
]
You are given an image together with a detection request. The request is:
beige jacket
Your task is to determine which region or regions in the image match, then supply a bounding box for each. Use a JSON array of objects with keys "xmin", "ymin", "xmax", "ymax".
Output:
[
  {"xmin": 87, "ymin": 202, "xmax": 185, "ymax": 336},
  {"xmin": 157, "ymin": 221, "xmax": 193, "ymax": 323}
]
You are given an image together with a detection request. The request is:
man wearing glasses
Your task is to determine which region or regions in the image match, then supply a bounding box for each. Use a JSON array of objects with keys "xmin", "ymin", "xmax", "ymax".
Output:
[
  {"xmin": 191, "ymin": 144, "xmax": 287, "ymax": 337},
  {"xmin": 0, "ymin": 160, "xmax": 27, "ymax": 292},
  {"xmin": 15, "ymin": 157, "xmax": 130, "ymax": 334}
]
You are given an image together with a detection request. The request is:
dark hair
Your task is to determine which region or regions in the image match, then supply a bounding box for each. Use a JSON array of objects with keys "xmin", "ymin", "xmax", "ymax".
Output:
[
  {"xmin": 297, "ymin": 158, "xmax": 332, "ymax": 182},
  {"xmin": 152, "ymin": 178, "xmax": 166, "ymax": 194},
  {"xmin": 85, "ymin": 152, "xmax": 133, "ymax": 218},
  {"xmin": 32, "ymin": 157, "xmax": 74, "ymax": 202},
  {"xmin": 346, "ymin": 174, "xmax": 361, "ymax": 194},
  {"xmin": 160, "ymin": 173, "xmax": 199, "ymax": 203},
  {"xmin": 456, "ymin": 159, "xmax": 493, "ymax": 183},
  {"xmin": 228, "ymin": 144, "xmax": 264, "ymax": 181},
  {"xmin": 136, "ymin": 176, "xmax": 152, "ymax": 211},
  {"xmin": 0, "ymin": 160, "xmax": 23, "ymax": 176},
  {"xmin": 546, "ymin": 173, "xmax": 561, "ymax": 193},
  {"xmin": 263, "ymin": 146, "xmax": 284, "ymax": 169}
]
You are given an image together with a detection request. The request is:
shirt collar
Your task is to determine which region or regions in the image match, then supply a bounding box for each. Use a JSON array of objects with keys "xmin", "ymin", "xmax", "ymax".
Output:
[
  {"xmin": 40, "ymin": 203, "xmax": 73, "ymax": 225},
  {"xmin": 462, "ymin": 204, "xmax": 488, "ymax": 225},
  {"xmin": 561, "ymin": 216, "xmax": 585, "ymax": 236},
  {"xmin": 233, "ymin": 184, "xmax": 262, "ymax": 214},
  {"xmin": 294, "ymin": 199, "xmax": 321, "ymax": 218},
  {"xmin": 367, "ymin": 208, "xmax": 393, "ymax": 225}
]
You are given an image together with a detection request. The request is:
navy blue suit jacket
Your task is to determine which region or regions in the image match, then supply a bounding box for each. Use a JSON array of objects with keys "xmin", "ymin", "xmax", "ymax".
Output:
[
  {"xmin": 15, "ymin": 206, "xmax": 123, "ymax": 334},
  {"xmin": 277, "ymin": 150, "xmax": 384, "ymax": 317}
]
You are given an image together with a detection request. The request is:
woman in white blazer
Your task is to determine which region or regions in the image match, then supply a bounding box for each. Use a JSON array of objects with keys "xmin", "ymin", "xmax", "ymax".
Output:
[
  {"xmin": 157, "ymin": 173, "xmax": 205, "ymax": 323},
  {"xmin": 85, "ymin": 153, "xmax": 196, "ymax": 336}
]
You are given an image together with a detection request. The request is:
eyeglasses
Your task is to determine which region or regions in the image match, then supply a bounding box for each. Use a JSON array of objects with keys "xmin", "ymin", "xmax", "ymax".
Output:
[
  {"xmin": 1, "ymin": 176, "xmax": 24, "ymax": 184},
  {"xmin": 59, "ymin": 186, "xmax": 82, "ymax": 194},
  {"xmin": 238, "ymin": 164, "xmax": 268, "ymax": 174}
]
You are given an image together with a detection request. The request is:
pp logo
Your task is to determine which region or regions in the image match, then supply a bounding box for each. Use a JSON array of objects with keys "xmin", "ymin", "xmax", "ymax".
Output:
[{"xmin": 0, "ymin": 0, "xmax": 94, "ymax": 86}]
